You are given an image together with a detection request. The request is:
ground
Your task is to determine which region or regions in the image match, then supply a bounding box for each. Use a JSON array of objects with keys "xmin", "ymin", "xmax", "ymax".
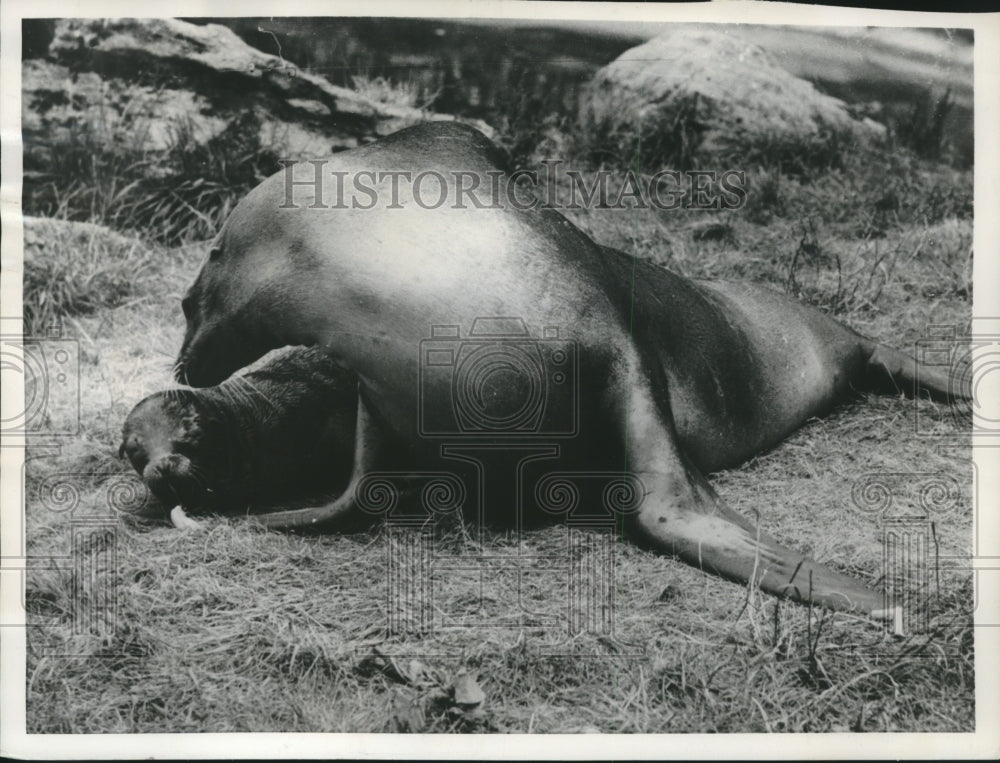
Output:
[{"xmin": 22, "ymin": 180, "xmax": 974, "ymax": 732}]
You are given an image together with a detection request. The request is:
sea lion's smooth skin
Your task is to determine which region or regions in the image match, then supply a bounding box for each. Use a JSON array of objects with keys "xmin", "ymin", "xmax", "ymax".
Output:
[
  {"xmin": 175, "ymin": 122, "xmax": 966, "ymax": 616},
  {"xmin": 121, "ymin": 347, "xmax": 356, "ymax": 514}
]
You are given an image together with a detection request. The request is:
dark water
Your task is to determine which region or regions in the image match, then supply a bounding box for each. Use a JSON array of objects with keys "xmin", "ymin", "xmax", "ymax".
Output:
[
  {"xmin": 198, "ymin": 17, "xmax": 641, "ymax": 136},
  {"xmin": 195, "ymin": 18, "xmax": 971, "ymax": 168}
]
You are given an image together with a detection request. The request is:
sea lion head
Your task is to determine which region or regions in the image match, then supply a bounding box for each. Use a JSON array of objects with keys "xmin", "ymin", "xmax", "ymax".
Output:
[
  {"xmin": 175, "ymin": 238, "xmax": 276, "ymax": 387},
  {"xmin": 119, "ymin": 390, "xmax": 234, "ymax": 511},
  {"xmin": 176, "ymin": 185, "xmax": 317, "ymax": 387}
]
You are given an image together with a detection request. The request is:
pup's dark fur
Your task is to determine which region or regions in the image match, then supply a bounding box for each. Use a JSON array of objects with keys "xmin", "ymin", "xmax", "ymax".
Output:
[{"xmin": 120, "ymin": 347, "xmax": 356, "ymax": 515}]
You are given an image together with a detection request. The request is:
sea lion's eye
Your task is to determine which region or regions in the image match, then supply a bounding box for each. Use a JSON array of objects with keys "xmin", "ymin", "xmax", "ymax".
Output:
[{"xmin": 209, "ymin": 245, "xmax": 222, "ymax": 261}]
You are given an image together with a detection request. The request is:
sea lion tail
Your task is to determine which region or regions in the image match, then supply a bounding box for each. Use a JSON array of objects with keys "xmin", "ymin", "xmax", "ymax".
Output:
[{"xmin": 865, "ymin": 341, "xmax": 972, "ymax": 403}]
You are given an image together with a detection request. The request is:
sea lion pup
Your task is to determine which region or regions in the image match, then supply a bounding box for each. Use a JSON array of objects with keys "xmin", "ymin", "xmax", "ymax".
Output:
[
  {"xmin": 175, "ymin": 121, "xmax": 969, "ymax": 616},
  {"xmin": 120, "ymin": 347, "xmax": 357, "ymax": 517}
]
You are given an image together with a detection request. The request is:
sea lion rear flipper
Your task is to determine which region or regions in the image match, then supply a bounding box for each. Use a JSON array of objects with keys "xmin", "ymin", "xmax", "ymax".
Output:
[
  {"xmin": 248, "ymin": 387, "xmax": 382, "ymax": 531},
  {"xmin": 866, "ymin": 342, "xmax": 971, "ymax": 402}
]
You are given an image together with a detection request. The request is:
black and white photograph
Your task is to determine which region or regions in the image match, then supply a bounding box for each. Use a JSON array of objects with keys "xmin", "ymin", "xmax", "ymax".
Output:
[{"xmin": 1, "ymin": 0, "xmax": 997, "ymax": 758}]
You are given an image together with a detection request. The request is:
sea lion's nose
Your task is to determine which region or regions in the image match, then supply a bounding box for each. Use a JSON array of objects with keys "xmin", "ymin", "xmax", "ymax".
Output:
[
  {"xmin": 143, "ymin": 455, "xmax": 190, "ymax": 505},
  {"xmin": 143, "ymin": 459, "xmax": 173, "ymax": 499},
  {"xmin": 177, "ymin": 350, "xmax": 220, "ymax": 387}
]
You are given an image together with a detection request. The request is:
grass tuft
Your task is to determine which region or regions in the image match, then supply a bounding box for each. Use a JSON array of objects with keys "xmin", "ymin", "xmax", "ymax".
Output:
[
  {"xmin": 23, "ymin": 218, "xmax": 156, "ymax": 337},
  {"xmin": 25, "ymin": 105, "xmax": 282, "ymax": 247},
  {"xmin": 350, "ymin": 75, "xmax": 439, "ymax": 110}
]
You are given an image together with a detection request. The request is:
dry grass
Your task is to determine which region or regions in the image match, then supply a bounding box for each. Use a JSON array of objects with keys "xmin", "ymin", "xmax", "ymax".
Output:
[
  {"xmin": 17, "ymin": 19, "xmax": 977, "ymax": 733},
  {"xmin": 22, "ymin": 171, "xmax": 974, "ymax": 732},
  {"xmin": 23, "ymin": 217, "xmax": 157, "ymax": 337}
]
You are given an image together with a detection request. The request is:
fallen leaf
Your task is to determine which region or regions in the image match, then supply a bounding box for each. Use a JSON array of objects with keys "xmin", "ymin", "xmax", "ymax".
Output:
[
  {"xmin": 658, "ymin": 584, "xmax": 681, "ymax": 603},
  {"xmin": 390, "ymin": 688, "xmax": 425, "ymax": 732},
  {"xmin": 452, "ymin": 672, "xmax": 485, "ymax": 707}
]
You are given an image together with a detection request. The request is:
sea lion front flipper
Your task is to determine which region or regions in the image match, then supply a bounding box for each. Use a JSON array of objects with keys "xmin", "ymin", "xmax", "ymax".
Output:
[
  {"xmin": 248, "ymin": 387, "xmax": 383, "ymax": 531},
  {"xmin": 630, "ymin": 464, "xmax": 887, "ymax": 616},
  {"xmin": 619, "ymin": 368, "xmax": 887, "ymax": 616}
]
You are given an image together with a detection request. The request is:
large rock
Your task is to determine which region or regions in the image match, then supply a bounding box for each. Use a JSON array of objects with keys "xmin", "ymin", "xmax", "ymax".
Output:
[
  {"xmin": 23, "ymin": 18, "xmax": 492, "ymax": 164},
  {"xmin": 580, "ymin": 26, "xmax": 885, "ymax": 171},
  {"xmin": 22, "ymin": 18, "xmax": 495, "ymax": 245}
]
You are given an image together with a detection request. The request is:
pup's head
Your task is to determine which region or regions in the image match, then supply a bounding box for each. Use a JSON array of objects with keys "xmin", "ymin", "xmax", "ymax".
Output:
[{"xmin": 119, "ymin": 391, "xmax": 231, "ymax": 511}]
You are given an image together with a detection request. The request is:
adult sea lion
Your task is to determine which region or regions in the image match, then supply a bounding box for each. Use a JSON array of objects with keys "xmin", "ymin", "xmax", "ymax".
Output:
[
  {"xmin": 121, "ymin": 347, "xmax": 356, "ymax": 515},
  {"xmin": 175, "ymin": 121, "xmax": 967, "ymax": 616}
]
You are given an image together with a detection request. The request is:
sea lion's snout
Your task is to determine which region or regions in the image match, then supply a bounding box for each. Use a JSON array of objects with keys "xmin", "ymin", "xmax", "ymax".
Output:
[
  {"xmin": 177, "ymin": 273, "xmax": 227, "ymax": 387},
  {"xmin": 176, "ymin": 322, "xmax": 267, "ymax": 388},
  {"xmin": 142, "ymin": 454, "xmax": 204, "ymax": 508},
  {"xmin": 175, "ymin": 326, "xmax": 224, "ymax": 387},
  {"xmin": 119, "ymin": 428, "xmax": 149, "ymax": 476},
  {"xmin": 174, "ymin": 348, "xmax": 208, "ymax": 386},
  {"xmin": 121, "ymin": 392, "xmax": 219, "ymax": 512},
  {"xmin": 176, "ymin": 242, "xmax": 277, "ymax": 387}
]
